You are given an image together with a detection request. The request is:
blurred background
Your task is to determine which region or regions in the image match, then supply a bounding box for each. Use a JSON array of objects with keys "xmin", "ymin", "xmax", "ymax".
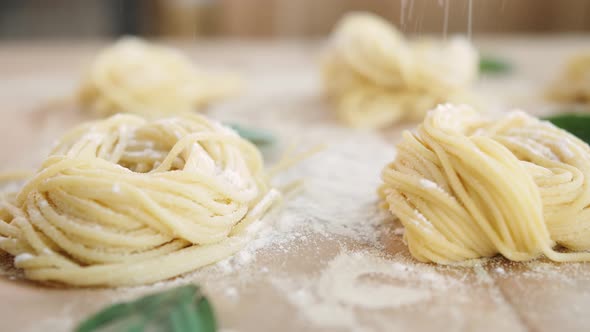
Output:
[{"xmin": 1, "ymin": 0, "xmax": 589, "ymax": 40}]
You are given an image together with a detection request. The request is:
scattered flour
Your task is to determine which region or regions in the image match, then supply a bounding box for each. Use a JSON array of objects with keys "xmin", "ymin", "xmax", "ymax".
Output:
[
  {"xmin": 23, "ymin": 317, "xmax": 74, "ymax": 332},
  {"xmin": 0, "ymin": 180, "xmax": 25, "ymax": 194},
  {"xmin": 522, "ymin": 261, "xmax": 590, "ymax": 284},
  {"xmin": 236, "ymin": 251, "xmax": 254, "ymax": 266},
  {"xmin": 224, "ymin": 287, "xmax": 239, "ymax": 300},
  {"xmin": 274, "ymin": 250, "xmax": 458, "ymax": 332},
  {"xmin": 419, "ymin": 178, "xmax": 439, "ymax": 190},
  {"xmin": 494, "ymin": 267, "xmax": 506, "ymax": 276},
  {"xmin": 216, "ymin": 259, "xmax": 234, "ymax": 274},
  {"xmin": 14, "ymin": 253, "xmax": 34, "ymax": 264},
  {"xmin": 554, "ymin": 139, "xmax": 574, "ymax": 159},
  {"xmin": 219, "ymin": 329, "xmax": 240, "ymax": 332},
  {"xmin": 277, "ymin": 134, "xmax": 395, "ymax": 244},
  {"xmin": 165, "ymin": 133, "xmax": 399, "ymax": 284},
  {"xmin": 316, "ymin": 251, "xmax": 434, "ymax": 309}
]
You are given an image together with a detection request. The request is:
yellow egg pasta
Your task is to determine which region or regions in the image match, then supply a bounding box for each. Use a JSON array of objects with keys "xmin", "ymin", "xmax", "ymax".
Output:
[
  {"xmin": 0, "ymin": 113, "xmax": 278, "ymax": 286},
  {"xmin": 322, "ymin": 12, "xmax": 478, "ymax": 129},
  {"xmin": 78, "ymin": 37, "xmax": 240, "ymax": 117},
  {"xmin": 380, "ymin": 104, "xmax": 590, "ymax": 263},
  {"xmin": 547, "ymin": 52, "xmax": 590, "ymax": 104}
]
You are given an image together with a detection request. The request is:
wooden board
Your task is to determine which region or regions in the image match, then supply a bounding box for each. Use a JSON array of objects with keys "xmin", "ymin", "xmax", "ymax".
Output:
[{"xmin": 1, "ymin": 37, "xmax": 590, "ymax": 332}]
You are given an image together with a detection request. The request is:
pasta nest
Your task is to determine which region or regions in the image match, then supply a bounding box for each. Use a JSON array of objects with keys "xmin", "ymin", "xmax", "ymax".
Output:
[
  {"xmin": 547, "ymin": 52, "xmax": 590, "ymax": 104},
  {"xmin": 380, "ymin": 104, "xmax": 590, "ymax": 263},
  {"xmin": 78, "ymin": 37, "xmax": 240, "ymax": 117},
  {"xmin": 0, "ymin": 113, "xmax": 278, "ymax": 286},
  {"xmin": 322, "ymin": 12, "xmax": 478, "ymax": 128}
]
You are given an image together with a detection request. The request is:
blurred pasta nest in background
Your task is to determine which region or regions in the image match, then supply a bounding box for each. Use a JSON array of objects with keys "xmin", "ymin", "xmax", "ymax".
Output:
[
  {"xmin": 78, "ymin": 37, "xmax": 241, "ymax": 117},
  {"xmin": 322, "ymin": 12, "xmax": 479, "ymax": 129},
  {"xmin": 547, "ymin": 52, "xmax": 590, "ymax": 104}
]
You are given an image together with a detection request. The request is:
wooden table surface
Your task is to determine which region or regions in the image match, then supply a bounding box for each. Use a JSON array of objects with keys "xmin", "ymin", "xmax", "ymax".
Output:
[{"xmin": 0, "ymin": 37, "xmax": 590, "ymax": 332}]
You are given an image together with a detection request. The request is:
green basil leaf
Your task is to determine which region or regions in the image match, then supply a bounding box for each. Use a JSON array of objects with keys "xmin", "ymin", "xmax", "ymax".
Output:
[
  {"xmin": 227, "ymin": 123, "xmax": 275, "ymax": 146},
  {"xmin": 195, "ymin": 296, "xmax": 217, "ymax": 331},
  {"xmin": 76, "ymin": 285, "xmax": 217, "ymax": 332},
  {"xmin": 479, "ymin": 56, "xmax": 512, "ymax": 74},
  {"xmin": 544, "ymin": 113, "xmax": 590, "ymax": 145}
]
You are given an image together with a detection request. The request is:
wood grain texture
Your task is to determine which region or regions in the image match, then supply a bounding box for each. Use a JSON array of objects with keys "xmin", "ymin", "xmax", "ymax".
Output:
[{"xmin": 156, "ymin": 0, "xmax": 590, "ymax": 37}]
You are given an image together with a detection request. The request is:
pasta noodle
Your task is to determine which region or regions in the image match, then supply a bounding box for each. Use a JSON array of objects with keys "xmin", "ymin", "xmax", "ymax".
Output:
[
  {"xmin": 547, "ymin": 52, "xmax": 590, "ymax": 104},
  {"xmin": 78, "ymin": 37, "xmax": 241, "ymax": 117},
  {"xmin": 0, "ymin": 113, "xmax": 279, "ymax": 286},
  {"xmin": 322, "ymin": 12, "xmax": 478, "ymax": 129},
  {"xmin": 380, "ymin": 104, "xmax": 590, "ymax": 263}
]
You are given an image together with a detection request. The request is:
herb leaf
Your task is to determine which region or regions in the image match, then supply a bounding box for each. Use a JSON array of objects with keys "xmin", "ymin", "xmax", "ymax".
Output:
[
  {"xmin": 544, "ymin": 113, "xmax": 590, "ymax": 145},
  {"xmin": 479, "ymin": 56, "xmax": 512, "ymax": 74},
  {"xmin": 227, "ymin": 123, "xmax": 275, "ymax": 146},
  {"xmin": 76, "ymin": 285, "xmax": 217, "ymax": 332}
]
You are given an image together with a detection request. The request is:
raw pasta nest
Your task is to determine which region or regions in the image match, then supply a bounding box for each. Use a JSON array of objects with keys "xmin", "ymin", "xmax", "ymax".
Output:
[
  {"xmin": 380, "ymin": 104, "xmax": 590, "ymax": 263},
  {"xmin": 547, "ymin": 52, "xmax": 590, "ymax": 104},
  {"xmin": 322, "ymin": 12, "xmax": 478, "ymax": 128},
  {"xmin": 78, "ymin": 37, "xmax": 240, "ymax": 117},
  {"xmin": 0, "ymin": 113, "xmax": 278, "ymax": 286}
]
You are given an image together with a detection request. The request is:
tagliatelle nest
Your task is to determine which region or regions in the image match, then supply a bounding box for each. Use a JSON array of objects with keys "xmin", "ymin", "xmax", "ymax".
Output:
[
  {"xmin": 547, "ymin": 52, "xmax": 590, "ymax": 104},
  {"xmin": 78, "ymin": 37, "xmax": 241, "ymax": 117},
  {"xmin": 322, "ymin": 12, "xmax": 479, "ymax": 129},
  {"xmin": 0, "ymin": 113, "xmax": 278, "ymax": 286},
  {"xmin": 380, "ymin": 104, "xmax": 590, "ymax": 264}
]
